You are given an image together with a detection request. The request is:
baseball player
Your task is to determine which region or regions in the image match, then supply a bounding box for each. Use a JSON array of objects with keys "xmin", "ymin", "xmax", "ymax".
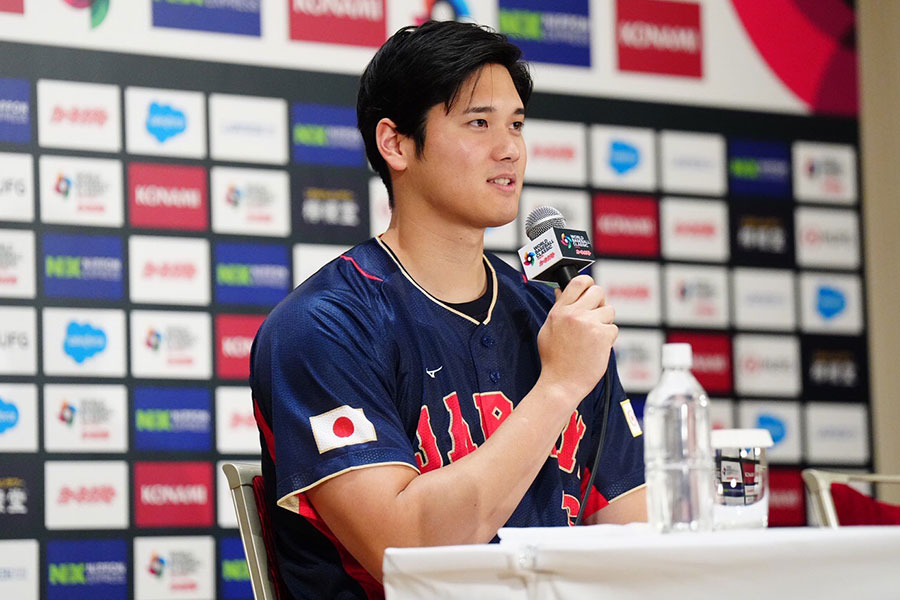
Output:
[{"xmin": 251, "ymin": 21, "xmax": 646, "ymax": 599}]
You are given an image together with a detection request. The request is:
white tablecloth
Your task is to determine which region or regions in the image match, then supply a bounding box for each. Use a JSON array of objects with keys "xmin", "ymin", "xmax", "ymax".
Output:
[{"xmin": 383, "ymin": 525, "xmax": 900, "ymax": 599}]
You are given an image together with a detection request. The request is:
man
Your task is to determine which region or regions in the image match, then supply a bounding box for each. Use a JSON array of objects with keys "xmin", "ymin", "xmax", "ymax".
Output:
[{"xmin": 251, "ymin": 20, "xmax": 646, "ymax": 599}]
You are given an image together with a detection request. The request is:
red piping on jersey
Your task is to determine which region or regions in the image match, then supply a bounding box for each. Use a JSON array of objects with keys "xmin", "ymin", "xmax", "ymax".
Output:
[
  {"xmin": 341, "ymin": 255, "xmax": 384, "ymax": 282},
  {"xmin": 253, "ymin": 397, "xmax": 276, "ymax": 462},
  {"xmin": 580, "ymin": 467, "xmax": 609, "ymax": 519},
  {"xmin": 294, "ymin": 492, "xmax": 384, "ymax": 600},
  {"xmin": 521, "ymin": 273, "xmax": 527, "ymax": 283}
]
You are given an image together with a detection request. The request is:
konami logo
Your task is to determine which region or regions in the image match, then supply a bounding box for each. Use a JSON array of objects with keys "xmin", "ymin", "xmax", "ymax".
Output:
[
  {"xmin": 135, "ymin": 462, "xmax": 213, "ymax": 528},
  {"xmin": 290, "ymin": 0, "xmax": 386, "ymax": 47},
  {"xmin": 129, "ymin": 163, "xmax": 207, "ymax": 231},
  {"xmin": 616, "ymin": 0, "xmax": 702, "ymax": 78},
  {"xmin": 666, "ymin": 332, "xmax": 731, "ymax": 394},
  {"xmin": 216, "ymin": 314, "xmax": 265, "ymax": 380},
  {"xmin": 593, "ymin": 194, "xmax": 658, "ymax": 257}
]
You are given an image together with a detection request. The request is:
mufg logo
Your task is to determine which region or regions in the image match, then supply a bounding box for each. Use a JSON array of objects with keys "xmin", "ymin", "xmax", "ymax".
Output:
[
  {"xmin": 817, "ymin": 286, "xmax": 846, "ymax": 320},
  {"xmin": 608, "ymin": 139, "xmax": 640, "ymax": 175},
  {"xmin": 146, "ymin": 102, "xmax": 187, "ymax": 143},
  {"xmin": 64, "ymin": 321, "xmax": 107, "ymax": 363}
]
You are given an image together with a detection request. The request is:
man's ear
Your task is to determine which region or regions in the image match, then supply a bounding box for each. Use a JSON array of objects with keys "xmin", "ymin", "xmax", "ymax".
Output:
[{"xmin": 375, "ymin": 117, "xmax": 412, "ymax": 173}]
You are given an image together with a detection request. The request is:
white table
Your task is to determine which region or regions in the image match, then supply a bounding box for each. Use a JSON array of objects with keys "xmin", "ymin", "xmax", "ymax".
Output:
[{"xmin": 383, "ymin": 525, "xmax": 900, "ymax": 599}]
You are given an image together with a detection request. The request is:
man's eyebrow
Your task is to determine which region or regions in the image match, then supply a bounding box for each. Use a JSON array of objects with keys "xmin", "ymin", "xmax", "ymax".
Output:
[{"xmin": 462, "ymin": 106, "xmax": 526, "ymax": 115}]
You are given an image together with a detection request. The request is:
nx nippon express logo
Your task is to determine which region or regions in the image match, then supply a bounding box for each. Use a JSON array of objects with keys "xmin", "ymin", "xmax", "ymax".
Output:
[
  {"xmin": 146, "ymin": 102, "xmax": 186, "ymax": 142},
  {"xmin": 817, "ymin": 286, "xmax": 846, "ymax": 320},
  {"xmin": 0, "ymin": 78, "xmax": 30, "ymax": 144},
  {"xmin": 129, "ymin": 163, "xmax": 208, "ymax": 230},
  {"xmin": 47, "ymin": 539, "xmax": 127, "ymax": 600},
  {"xmin": 214, "ymin": 242, "xmax": 290, "ymax": 306},
  {"xmin": 609, "ymin": 139, "xmax": 640, "ymax": 174},
  {"xmin": 62, "ymin": 0, "xmax": 110, "ymax": 28},
  {"xmin": 290, "ymin": 0, "xmax": 386, "ymax": 47},
  {"xmin": 134, "ymin": 387, "xmax": 211, "ymax": 452},
  {"xmin": 291, "ymin": 103, "xmax": 365, "ymax": 167},
  {"xmin": 616, "ymin": 0, "xmax": 702, "ymax": 78},
  {"xmin": 134, "ymin": 461, "xmax": 213, "ymax": 528},
  {"xmin": 499, "ymin": 0, "xmax": 590, "ymax": 67},
  {"xmin": 220, "ymin": 537, "xmax": 251, "ymax": 600},
  {"xmin": 0, "ymin": 396, "xmax": 19, "ymax": 434},
  {"xmin": 42, "ymin": 233, "xmax": 123, "ymax": 300},
  {"xmin": 64, "ymin": 321, "xmax": 107, "ymax": 364},
  {"xmin": 153, "ymin": 0, "xmax": 261, "ymax": 36},
  {"xmin": 728, "ymin": 140, "xmax": 790, "ymax": 198}
]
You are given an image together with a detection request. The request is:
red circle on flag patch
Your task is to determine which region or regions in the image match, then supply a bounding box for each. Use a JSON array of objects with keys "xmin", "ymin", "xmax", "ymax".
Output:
[{"xmin": 333, "ymin": 416, "xmax": 355, "ymax": 438}]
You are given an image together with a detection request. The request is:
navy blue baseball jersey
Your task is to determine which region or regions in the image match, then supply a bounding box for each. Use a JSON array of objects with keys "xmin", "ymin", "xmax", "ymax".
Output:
[{"xmin": 250, "ymin": 237, "xmax": 645, "ymax": 599}]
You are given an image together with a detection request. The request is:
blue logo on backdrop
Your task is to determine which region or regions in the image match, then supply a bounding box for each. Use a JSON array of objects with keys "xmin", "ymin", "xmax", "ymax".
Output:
[
  {"xmin": 291, "ymin": 103, "xmax": 365, "ymax": 167},
  {"xmin": 817, "ymin": 286, "xmax": 846, "ymax": 320},
  {"xmin": 134, "ymin": 387, "xmax": 211, "ymax": 451},
  {"xmin": 220, "ymin": 537, "xmax": 253, "ymax": 599},
  {"xmin": 146, "ymin": 102, "xmax": 187, "ymax": 142},
  {"xmin": 0, "ymin": 397, "xmax": 19, "ymax": 434},
  {"xmin": 64, "ymin": 322, "xmax": 107, "ymax": 364},
  {"xmin": 728, "ymin": 140, "xmax": 791, "ymax": 197},
  {"xmin": 608, "ymin": 139, "xmax": 640, "ymax": 174},
  {"xmin": 755, "ymin": 414, "xmax": 786, "ymax": 445},
  {"xmin": 0, "ymin": 77, "xmax": 31, "ymax": 144},
  {"xmin": 498, "ymin": 0, "xmax": 590, "ymax": 67},
  {"xmin": 42, "ymin": 233, "xmax": 124, "ymax": 300},
  {"xmin": 152, "ymin": 0, "xmax": 261, "ymax": 36},
  {"xmin": 47, "ymin": 539, "xmax": 128, "ymax": 600},
  {"xmin": 214, "ymin": 242, "xmax": 290, "ymax": 306}
]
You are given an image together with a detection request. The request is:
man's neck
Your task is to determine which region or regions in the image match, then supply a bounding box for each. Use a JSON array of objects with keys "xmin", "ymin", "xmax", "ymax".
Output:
[{"xmin": 380, "ymin": 210, "xmax": 487, "ymax": 304}]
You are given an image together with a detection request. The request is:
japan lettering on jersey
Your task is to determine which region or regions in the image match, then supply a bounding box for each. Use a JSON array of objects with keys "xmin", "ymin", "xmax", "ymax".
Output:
[{"xmin": 251, "ymin": 237, "xmax": 645, "ymax": 599}]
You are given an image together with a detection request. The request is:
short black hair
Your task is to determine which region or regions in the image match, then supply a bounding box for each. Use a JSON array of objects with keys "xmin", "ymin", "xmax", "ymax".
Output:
[{"xmin": 357, "ymin": 20, "xmax": 532, "ymax": 207}]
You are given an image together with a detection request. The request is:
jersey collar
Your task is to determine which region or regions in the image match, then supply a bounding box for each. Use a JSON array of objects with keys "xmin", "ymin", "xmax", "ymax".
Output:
[{"xmin": 375, "ymin": 236, "xmax": 499, "ymax": 326}]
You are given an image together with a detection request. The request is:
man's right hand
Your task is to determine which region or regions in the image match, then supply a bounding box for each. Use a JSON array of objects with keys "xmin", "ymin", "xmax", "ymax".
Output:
[{"xmin": 536, "ymin": 274, "xmax": 618, "ymax": 408}]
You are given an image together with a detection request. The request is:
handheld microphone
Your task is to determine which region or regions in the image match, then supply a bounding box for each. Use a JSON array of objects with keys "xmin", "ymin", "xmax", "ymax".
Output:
[
  {"xmin": 522, "ymin": 206, "xmax": 610, "ymax": 526},
  {"xmin": 519, "ymin": 206, "xmax": 595, "ymax": 290}
]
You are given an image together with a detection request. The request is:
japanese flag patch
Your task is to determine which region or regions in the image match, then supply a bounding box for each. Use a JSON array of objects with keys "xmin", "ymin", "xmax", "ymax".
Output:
[
  {"xmin": 310, "ymin": 405, "xmax": 378, "ymax": 454},
  {"xmin": 620, "ymin": 399, "xmax": 642, "ymax": 438}
]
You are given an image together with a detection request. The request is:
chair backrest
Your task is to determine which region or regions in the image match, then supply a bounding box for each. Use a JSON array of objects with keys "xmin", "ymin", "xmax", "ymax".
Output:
[
  {"xmin": 222, "ymin": 462, "xmax": 277, "ymax": 600},
  {"xmin": 802, "ymin": 469, "xmax": 900, "ymax": 527}
]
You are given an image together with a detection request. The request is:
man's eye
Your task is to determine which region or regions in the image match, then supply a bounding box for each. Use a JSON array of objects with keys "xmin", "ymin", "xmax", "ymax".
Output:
[
  {"xmin": 511, "ymin": 121, "xmax": 524, "ymax": 131},
  {"xmin": 470, "ymin": 119, "xmax": 488, "ymax": 127}
]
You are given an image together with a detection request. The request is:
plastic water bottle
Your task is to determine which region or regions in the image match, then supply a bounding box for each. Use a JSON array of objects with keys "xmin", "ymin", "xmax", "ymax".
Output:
[{"xmin": 644, "ymin": 343, "xmax": 714, "ymax": 533}]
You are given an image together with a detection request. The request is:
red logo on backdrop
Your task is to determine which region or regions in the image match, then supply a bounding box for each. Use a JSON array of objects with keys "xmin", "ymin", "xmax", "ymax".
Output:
[
  {"xmin": 289, "ymin": 0, "xmax": 386, "ymax": 47},
  {"xmin": 616, "ymin": 0, "xmax": 703, "ymax": 78},
  {"xmin": 593, "ymin": 194, "xmax": 659, "ymax": 257},
  {"xmin": 134, "ymin": 461, "xmax": 213, "ymax": 528},
  {"xmin": 216, "ymin": 314, "xmax": 265, "ymax": 380},
  {"xmin": 768, "ymin": 468, "xmax": 806, "ymax": 526},
  {"xmin": 129, "ymin": 163, "xmax": 208, "ymax": 231},
  {"xmin": 0, "ymin": 0, "xmax": 24, "ymax": 13},
  {"xmin": 666, "ymin": 332, "xmax": 731, "ymax": 394}
]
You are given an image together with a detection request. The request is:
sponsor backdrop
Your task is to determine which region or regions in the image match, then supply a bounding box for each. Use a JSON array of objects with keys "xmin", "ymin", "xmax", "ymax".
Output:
[{"xmin": 0, "ymin": 0, "xmax": 865, "ymax": 598}]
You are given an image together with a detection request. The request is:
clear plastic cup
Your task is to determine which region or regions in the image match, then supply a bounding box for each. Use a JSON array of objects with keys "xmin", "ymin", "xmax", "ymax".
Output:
[{"xmin": 711, "ymin": 428, "xmax": 774, "ymax": 530}]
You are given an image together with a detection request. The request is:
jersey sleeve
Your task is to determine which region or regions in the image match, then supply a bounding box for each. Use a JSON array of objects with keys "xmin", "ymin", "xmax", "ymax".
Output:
[
  {"xmin": 254, "ymin": 292, "xmax": 418, "ymax": 512},
  {"xmin": 587, "ymin": 350, "xmax": 646, "ymax": 503}
]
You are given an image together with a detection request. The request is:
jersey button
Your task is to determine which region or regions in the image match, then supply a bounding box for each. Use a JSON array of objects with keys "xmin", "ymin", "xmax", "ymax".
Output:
[
  {"xmin": 481, "ymin": 335, "xmax": 495, "ymax": 348},
  {"xmin": 489, "ymin": 370, "xmax": 501, "ymax": 383}
]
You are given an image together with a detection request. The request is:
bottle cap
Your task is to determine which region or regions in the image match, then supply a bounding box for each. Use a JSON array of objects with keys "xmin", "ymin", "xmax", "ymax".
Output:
[{"xmin": 661, "ymin": 343, "xmax": 692, "ymax": 369}]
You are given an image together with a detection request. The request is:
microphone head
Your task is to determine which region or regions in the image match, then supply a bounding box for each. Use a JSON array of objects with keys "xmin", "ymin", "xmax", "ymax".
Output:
[{"xmin": 525, "ymin": 206, "xmax": 567, "ymax": 240}]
